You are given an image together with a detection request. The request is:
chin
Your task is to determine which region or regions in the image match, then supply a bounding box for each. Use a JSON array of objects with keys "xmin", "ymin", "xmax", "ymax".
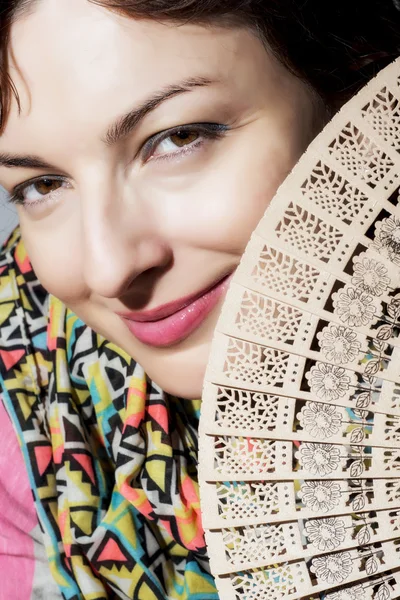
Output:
[
  {"xmin": 145, "ymin": 359, "xmax": 208, "ymax": 400},
  {"xmin": 142, "ymin": 339, "xmax": 213, "ymax": 400},
  {"xmin": 157, "ymin": 378, "xmax": 206, "ymax": 400},
  {"xmin": 128, "ymin": 297, "xmax": 223, "ymax": 400}
]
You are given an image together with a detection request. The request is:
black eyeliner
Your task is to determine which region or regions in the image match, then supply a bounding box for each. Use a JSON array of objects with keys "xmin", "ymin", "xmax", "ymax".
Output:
[
  {"xmin": 7, "ymin": 123, "xmax": 229, "ymax": 205},
  {"xmin": 140, "ymin": 122, "xmax": 228, "ymax": 161},
  {"xmin": 8, "ymin": 174, "xmax": 68, "ymax": 205}
]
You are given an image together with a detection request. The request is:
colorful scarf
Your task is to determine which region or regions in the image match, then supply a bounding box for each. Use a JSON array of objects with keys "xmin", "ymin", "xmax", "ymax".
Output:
[{"xmin": 0, "ymin": 229, "xmax": 218, "ymax": 600}]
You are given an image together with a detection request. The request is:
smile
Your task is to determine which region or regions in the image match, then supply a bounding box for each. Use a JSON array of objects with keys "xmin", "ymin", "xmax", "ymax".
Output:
[{"xmin": 117, "ymin": 272, "xmax": 233, "ymax": 347}]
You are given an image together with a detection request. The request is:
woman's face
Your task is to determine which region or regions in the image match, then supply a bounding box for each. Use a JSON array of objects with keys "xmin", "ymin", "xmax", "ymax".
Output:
[{"xmin": 0, "ymin": 0, "xmax": 320, "ymax": 398}]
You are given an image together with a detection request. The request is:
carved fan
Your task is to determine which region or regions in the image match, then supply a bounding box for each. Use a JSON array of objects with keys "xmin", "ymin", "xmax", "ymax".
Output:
[{"xmin": 199, "ymin": 57, "xmax": 400, "ymax": 600}]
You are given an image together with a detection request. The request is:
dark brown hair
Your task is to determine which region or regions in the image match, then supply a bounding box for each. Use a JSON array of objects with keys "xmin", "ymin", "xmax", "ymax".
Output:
[{"xmin": 1, "ymin": 0, "xmax": 400, "ymax": 132}]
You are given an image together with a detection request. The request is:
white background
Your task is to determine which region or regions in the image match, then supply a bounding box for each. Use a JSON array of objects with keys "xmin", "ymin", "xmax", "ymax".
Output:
[{"xmin": 0, "ymin": 188, "xmax": 18, "ymax": 245}]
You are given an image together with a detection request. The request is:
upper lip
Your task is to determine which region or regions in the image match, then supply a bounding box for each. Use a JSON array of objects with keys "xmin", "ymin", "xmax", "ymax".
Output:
[{"xmin": 116, "ymin": 272, "xmax": 232, "ymax": 323}]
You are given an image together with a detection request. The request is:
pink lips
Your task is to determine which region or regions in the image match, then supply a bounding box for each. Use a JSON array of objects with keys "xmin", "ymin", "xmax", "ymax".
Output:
[{"xmin": 117, "ymin": 273, "xmax": 232, "ymax": 347}]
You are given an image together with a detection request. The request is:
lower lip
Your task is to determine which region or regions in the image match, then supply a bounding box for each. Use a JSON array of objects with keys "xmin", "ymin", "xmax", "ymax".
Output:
[{"xmin": 121, "ymin": 275, "xmax": 232, "ymax": 348}]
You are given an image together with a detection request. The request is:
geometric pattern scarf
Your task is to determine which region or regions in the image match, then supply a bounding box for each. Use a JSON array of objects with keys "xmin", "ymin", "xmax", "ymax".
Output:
[{"xmin": 0, "ymin": 229, "xmax": 218, "ymax": 599}]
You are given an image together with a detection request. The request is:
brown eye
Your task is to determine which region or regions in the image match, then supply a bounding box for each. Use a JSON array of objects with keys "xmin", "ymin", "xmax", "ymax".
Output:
[
  {"xmin": 34, "ymin": 178, "xmax": 63, "ymax": 195},
  {"xmin": 146, "ymin": 123, "xmax": 228, "ymax": 161},
  {"xmin": 169, "ymin": 130, "xmax": 199, "ymax": 147}
]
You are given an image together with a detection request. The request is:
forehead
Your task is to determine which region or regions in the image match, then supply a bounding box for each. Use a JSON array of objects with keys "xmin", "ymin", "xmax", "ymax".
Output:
[
  {"xmin": 0, "ymin": 0, "xmax": 267, "ymax": 160},
  {"xmin": 6, "ymin": 0, "xmax": 247, "ymax": 125}
]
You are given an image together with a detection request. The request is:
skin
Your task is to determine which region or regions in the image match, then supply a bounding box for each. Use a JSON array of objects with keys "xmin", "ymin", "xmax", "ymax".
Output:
[{"xmin": 0, "ymin": 0, "xmax": 322, "ymax": 398}]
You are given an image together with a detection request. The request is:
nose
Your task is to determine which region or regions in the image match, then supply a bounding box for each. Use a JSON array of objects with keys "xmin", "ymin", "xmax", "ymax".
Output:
[{"xmin": 80, "ymin": 180, "xmax": 172, "ymax": 299}]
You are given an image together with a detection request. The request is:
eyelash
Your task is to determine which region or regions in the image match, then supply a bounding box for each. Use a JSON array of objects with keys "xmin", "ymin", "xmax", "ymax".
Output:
[{"xmin": 7, "ymin": 122, "xmax": 228, "ymax": 207}]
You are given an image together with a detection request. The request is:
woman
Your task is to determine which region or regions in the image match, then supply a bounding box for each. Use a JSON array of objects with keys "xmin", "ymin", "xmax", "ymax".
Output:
[{"xmin": 0, "ymin": 1, "xmax": 399, "ymax": 598}]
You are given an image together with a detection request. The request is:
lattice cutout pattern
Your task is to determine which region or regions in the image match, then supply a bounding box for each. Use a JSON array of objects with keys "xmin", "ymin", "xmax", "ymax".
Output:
[
  {"xmin": 275, "ymin": 203, "xmax": 343, "ymax": 263},
  {"xmin": 235, "ymin": 292, "xmax": 303, "ymax": 344},
  {"xmin": 250, "ymin": 245, "xmax": 322, "ymax": 303},
  {"xmin": 362, "ymin": 87, "xmax": 400, "ymax": 150},
  {"xmin": 301, "ymin": 162, "xmax": 369, "ymax": 224},
  {"xmin": 214, "ymin": 388, "xmax": 282, "ymax": 431},
  {"xmin": 328, "ymin": 124, "xmax": 395, "ymax": 188},
  {"xmin": 223, "ymin": 340, "xmax": 290, "ymax": 387}
]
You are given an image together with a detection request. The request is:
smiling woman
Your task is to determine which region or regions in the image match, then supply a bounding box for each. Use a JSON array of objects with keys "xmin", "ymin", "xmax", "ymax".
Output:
[
  {"xmin": 0, "ymin": 1, "xmax": 399, "ymax": 599},
  {"xmin": 0, "ymin": 0, "xmax": 323, "ymax": 399}
]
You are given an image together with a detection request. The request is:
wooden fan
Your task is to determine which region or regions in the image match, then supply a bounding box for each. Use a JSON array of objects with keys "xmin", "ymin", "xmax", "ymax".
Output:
[{"xmin": 199, "ymin": 57, "xmax": 400, "ymax": 600}]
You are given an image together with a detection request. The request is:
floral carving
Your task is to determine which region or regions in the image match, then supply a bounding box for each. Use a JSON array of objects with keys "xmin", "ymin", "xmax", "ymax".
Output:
[
  {"xmin": 307, "ymin": 363, "xmax": 351, "ymax": 401},
  {"xmin": 304, "ymin": 517, "xmax": 346, "ymax": 551},
  {"xmin": 334, "ymin": 287, "xmax": 376, "ymax": 327},
  {"xmin": 299, "ymin": 481, "xmax": 341, "ymax": 512},
  {"xmin": 351, "ymin": 256, "xmax": 390, "ymax": 296},
  {"xmin": 376, "ymin": 584, "xmax": 391, "ymax": 600},
  {"xmin": 373, "ymin": 215, "xmax": 400, "ymax": 265},
  {"xmin": 388, "ymin": 296, "xmax": 400, "ymax": 321},
  {"xmin": 298, "ymin": 443, "xmax": 341, "ymax": 476},
  {"xmin": 311, "ymin": 551, "xmax": 353, "ymax": 584},
  {"xmin": 319, "ymin": 324, "xmax": 361, "ymax": 364},
  {"xmin": 352, "ymin": 493, "xmax": 366, "ymax": 511},
  {"xmin": 299, "ymin": 402, "xmax": 341, "ymax": 439},
  {"xmin": 326, "ymin": 584, "xmax": 365, "ymax": 600}
]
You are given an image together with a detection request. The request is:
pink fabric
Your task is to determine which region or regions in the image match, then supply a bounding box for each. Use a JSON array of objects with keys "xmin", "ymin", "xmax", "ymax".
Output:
[{"xmin": 0, "ymin": 398, "xmax": 36, "ymax": 599}]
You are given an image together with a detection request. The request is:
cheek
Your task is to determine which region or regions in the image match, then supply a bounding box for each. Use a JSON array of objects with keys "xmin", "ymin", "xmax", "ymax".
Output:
[
  {"xmin": 164, "ymin": 140, "xmax": 299, "ymax": 255},
  {"xmin": 19, "ymin": 219, "xmax": 87, "ymax": 303},
  {"xmin": 196, "ymin": 187, "xmax": 270, "ymax": 255}
]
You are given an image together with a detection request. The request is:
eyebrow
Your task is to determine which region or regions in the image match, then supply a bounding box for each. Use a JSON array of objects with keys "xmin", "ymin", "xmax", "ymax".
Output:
[
  {"xmin": 0, "ymin": 75, "xmax": 215, "ymax": 169},
  {"xmin": 0, "ymin": 154, "xmax": 58, "ymax": 170},
  {"xmin": 103, "ymin": 75, "xmax": 214, "ymax": 146}
]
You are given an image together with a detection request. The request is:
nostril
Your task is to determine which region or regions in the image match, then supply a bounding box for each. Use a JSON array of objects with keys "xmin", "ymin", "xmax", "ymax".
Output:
[{"xmin": 120, "ymin": 265, "xmax": 172, "ymax": 310}]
